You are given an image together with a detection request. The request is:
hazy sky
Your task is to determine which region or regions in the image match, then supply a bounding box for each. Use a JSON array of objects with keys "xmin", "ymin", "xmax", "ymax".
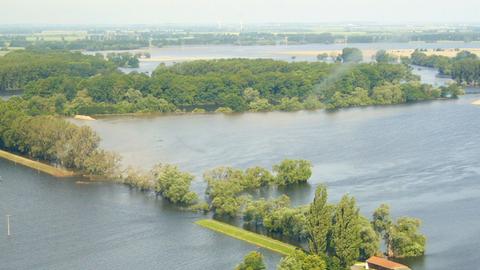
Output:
[{"xmin": 1, "ymin": 0, "xmax": 479, "ymax": 25}]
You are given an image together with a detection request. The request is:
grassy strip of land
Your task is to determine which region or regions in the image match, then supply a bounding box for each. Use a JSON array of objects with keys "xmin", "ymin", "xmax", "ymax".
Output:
[
  {"xmin": 0, "ymin": 149, "xmax": 76, "ymax": 177},
  {"xmin": 195, "ymin": 219, "xmax": 298, "ymax": 256}
]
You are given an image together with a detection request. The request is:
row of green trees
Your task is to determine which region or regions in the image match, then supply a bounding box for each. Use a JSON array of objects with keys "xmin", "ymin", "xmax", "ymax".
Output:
[
  {"xmin": 204, "ymin": 160, "xmax": 312, "ymax": 216},
  {"xmin": 0, "ymin": 98, "xmax": 119, "ymax": 176},
  {"xmin": 123, "ymin": 164, "xmax": 200, "ymax": 205},
  {"xmin": 5, "ymin": 30, "xmax": 480, "ymax": 50},
  {"xmin": 408, "ymin": 50, "xmax": 480, "ymax": 85},
  {"xmin": 235, "ymin": 185, "xmax": 425, "ymax": 270}
]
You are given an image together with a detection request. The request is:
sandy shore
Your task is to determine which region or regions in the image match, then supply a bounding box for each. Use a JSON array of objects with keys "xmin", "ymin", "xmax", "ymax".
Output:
[
  {"xmin": 74, "ymin": 114, "xmax": 96, "ymax": 121},
  {"xmin": 472, "ymin": 99, "xmax": 480, "ymax": 105}
]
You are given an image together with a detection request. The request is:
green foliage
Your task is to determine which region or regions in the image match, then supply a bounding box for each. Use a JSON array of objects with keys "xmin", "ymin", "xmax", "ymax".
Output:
[
  {"xmin": 215, "ymin": 107, "xmax": 234, "ymax": 113},
  {"xmin": 204, "ymin": 160, "xmax": 312, "ymax": 217},
  {"xmin": 372, "ymin": 204, "xmax": 426, "ymax": 258},
  {"xmin": 190, "ymin": 201, "xmax": 210, "ymax": 213},
  {"xmin": 402, "ymin": 81, "xmax": 440, "ymax": 102},
  {"xmin": 152, "ymin": 164, "xmax": 198, "ymax": 205},
  {"xmin": 8, "ymin": 52, "xmax": 453, "ymax": 115},
  {"xmin": 440, "ymin": 83, "xmax": 464, "ymax": 98},
  {"xmin": 83, "ymin": 149, "xmax": 121, "ymax": 178},
  {"xmin": 302, "ymin": 96, "xmax": 324, "ymax": 110},
  {"xmin": 0, "ymin": 102, "xmax": 118, "ymax": 176},
  {"xmin": 123, "ymin": 167, "xmax": 155, "ymax": 191},
  {"xmin": 235, "ymin": 251, "xmax": 266, "ymax": 270},
  {"xmin": 339, "ymin": 48, "xmax": 363, "ymax": 63},
  {"xmin": 273, "ymin": 159, "xmax": 312, "ymax": 185},
  {"xmin": 375, "ymin": 50, "xmax": 396, "ymax": 63},
  {"xmin": 411, "ymin": 50, "xmax": 480, "ymax": 85},
  {"xmin": 263, "ymin": 206, "xmax": 309, "ymax": 239},
  {"xmin": 277, "ymin": 250, "xmax": 326, "ymax": 270},
  {"xmin": 0, "ymin": 50, "xmax": 114, "ymax": 91},
  {"xmin": 276, "ymin": 97, "xmax": 304, "ymax": 112},
  {"xmin": 372, "ymin": 204, "xmax": 393, "ymax": 244},
  {"xmin": 243, "ymin": 88, "xmax": 260, "ymax": 102},
  {"xmin": 243, "ymin": 195, "xmax": 291, "ymax": 226},
  {"xmin": 249, "ymin": 98, "xmax": 273, "ymax": 112},
  {"xmin": 244, "ymin": 167, "xmax": 274, "ymax": 189},
  {"xmin": 192, "ymin": 108, "xmax": 207, "ymax": 114},
  {"xmin": 106, "ymin": 52, "xmax": 139, "ymax": 68},
  {"xmin": 358, "ymin": 216, "xmax": 380, "ymax": 260},
  {"xmin": 390, "ymin": 217, "xmax": 426, "ymax": 257},
  {"xmin": 204, "ymin": 167, "xmax": 245, "ymax": 216},
  {"xmin": 221, "ymin": 93, "xmax": 248, "ymax": 112},
  {"xmin": 328, "ymin": 87, "xmax": 372, "ymax": 109},
  {"xmin": 331, "ymin": 195, "xmax": 361, "ymax": 270},
  {"xmin": 307, "ymin": 184, "xmax": 333, "ymax": 255},
  {"xmin": 371, "ymin": 83, "xmax": 405, "ymax": 104}
]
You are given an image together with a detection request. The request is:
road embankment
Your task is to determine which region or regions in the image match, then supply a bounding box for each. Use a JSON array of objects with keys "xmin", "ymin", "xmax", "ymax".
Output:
[
  {"xmin": 195, "ymin": 219, "xmax": 298, "ymax": 256},
  {"xmin": 0, "ymin": 150, "xmax": 76, "ymax": 177}
]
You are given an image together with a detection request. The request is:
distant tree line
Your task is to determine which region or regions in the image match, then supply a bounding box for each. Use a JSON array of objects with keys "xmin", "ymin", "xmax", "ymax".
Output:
[
  {"xmin": 5, "ymin": 30, "xmax": 480, "ymax": 51},
  {"xmin": 5, "ymin": 37, "xmax": 149, "ymax": 51}
]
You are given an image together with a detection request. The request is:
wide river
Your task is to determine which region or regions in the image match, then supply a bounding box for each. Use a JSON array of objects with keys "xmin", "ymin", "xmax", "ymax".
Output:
[{"xmin": 1, "ymin": 62, "xmax": 480, "ymax": 270}]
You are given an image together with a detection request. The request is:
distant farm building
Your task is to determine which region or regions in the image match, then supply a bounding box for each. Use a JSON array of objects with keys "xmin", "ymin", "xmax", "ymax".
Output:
[{"xmin": 366, "ymin": 256, "xmax": 411, "ymax": 270}]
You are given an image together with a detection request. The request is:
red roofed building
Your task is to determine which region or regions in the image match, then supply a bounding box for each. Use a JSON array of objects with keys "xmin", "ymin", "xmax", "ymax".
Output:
[{"xmin": 366, "ymin": 256, "xmax": 411, "ymax": 270}]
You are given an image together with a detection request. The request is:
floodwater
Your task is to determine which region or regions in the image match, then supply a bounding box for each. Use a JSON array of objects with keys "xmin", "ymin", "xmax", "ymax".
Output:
[
  {"xmin": 1, "ymin": 58, "xmax": 480, "ymax": 270},
  {"xmin": 77, "ymin": 95, "xmax": 480, "ymax": 270},
  {"xmin": 87, "ymin": 42, "xmax": 480, "ymax": 73}
]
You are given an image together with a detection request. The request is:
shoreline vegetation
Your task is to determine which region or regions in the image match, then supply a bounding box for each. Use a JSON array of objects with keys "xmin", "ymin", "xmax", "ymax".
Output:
[
  {"xmin": 0, "ymin": 47, "xmax": 433, "ymax": 270},
  {"xmin": 0, "ymin": 149, "xmax": 76, "ymax": 177},
  {"xmin": 195, "ymin": 219, "xmax": 298, "ymax": 256}
]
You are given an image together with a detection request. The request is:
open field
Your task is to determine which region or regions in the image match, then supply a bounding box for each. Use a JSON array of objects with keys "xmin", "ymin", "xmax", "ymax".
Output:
[
  {"xmin": 0, "ymin": 149, "xmax": 76, "ymax": 177},
  {"xmin": 0, "ymin": 47, "xmax": 25, "ymax": 57},
  {"xmin": 195, "ymin": 219, "xmax": 298, "ymax": 256},
  {"xmin": 273, "ymin": 48, "xmax": 480, "ymax": 60}
]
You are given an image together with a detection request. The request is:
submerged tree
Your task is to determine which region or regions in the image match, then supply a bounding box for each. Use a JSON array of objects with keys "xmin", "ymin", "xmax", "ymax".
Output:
[
  {"xmin": 235, "ymin": 251, "xmax": 266, "ymax": 270},
  {"xmin": 372, "ymin": 204, "xmax": 426, "ymax": 258},
  {"xmin": 152, "ymin": 164, "xmax": 198, "ymax": 205},
  {"xmin": 273, "ymin": 159, "xmax": 312, "ymax": 185},
  {"xmin": 390, "ymin": 217, "xmax": 426, "ymax": 257}
]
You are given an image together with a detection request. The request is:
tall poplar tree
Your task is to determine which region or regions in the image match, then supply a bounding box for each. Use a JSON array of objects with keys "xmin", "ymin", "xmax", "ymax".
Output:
[
  {"xmin": 331, "ymin": 195, "xmax": 361, "ymax": 269},
  {"xmin": 307, "ymin": 184, "xmax": 333, "ymax": 255}
]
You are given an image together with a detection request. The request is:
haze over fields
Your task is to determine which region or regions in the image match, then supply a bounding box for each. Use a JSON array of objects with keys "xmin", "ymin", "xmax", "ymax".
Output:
[{"xmin": 1, "ymin": 0, "xmax": 480, "ymax": 25}]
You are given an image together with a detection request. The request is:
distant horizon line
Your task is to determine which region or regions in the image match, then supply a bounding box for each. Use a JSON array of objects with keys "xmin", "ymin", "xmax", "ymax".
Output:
[{"xmin": 0, "ymin": 21, "xmax": 480, "ymax": 27}]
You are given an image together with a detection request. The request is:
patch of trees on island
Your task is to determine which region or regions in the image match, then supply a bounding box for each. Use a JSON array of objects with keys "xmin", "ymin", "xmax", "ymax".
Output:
[{"xmin": 0, "ymin": 50, "xmax": 463, "ymax": 118}]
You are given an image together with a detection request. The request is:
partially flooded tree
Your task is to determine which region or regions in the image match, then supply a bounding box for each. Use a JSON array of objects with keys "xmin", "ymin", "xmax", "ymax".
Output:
[{"xmin": 152, "ymin": 164, "xmax": 198, "ymax": 205}]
